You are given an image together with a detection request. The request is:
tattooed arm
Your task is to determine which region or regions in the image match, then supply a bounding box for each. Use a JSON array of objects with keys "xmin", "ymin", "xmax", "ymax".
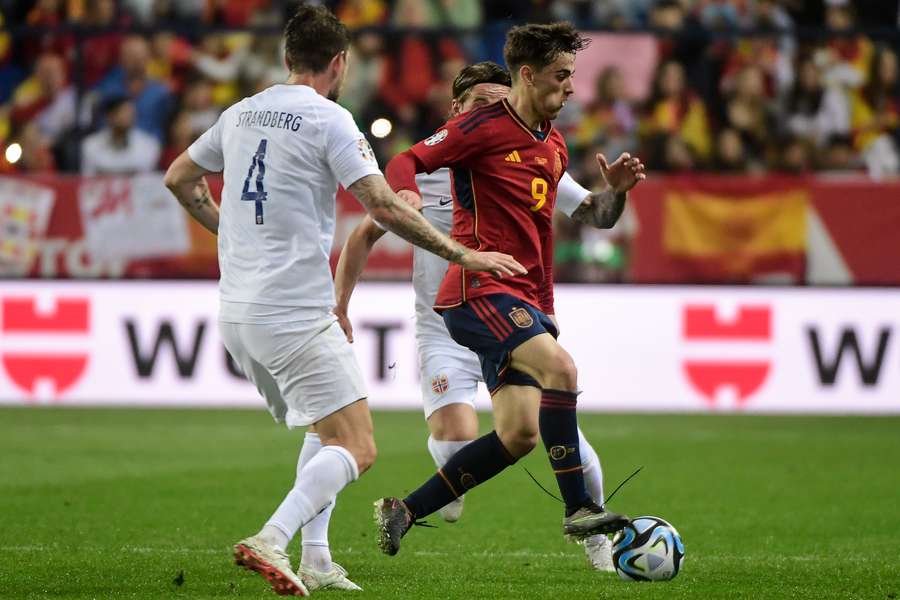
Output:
[
  {"xmin": 164, "ymin": 150, "xmax": 219, "ymax": 235},
  {"xmin": 570, "ymin": 188, "xmax": 628, "ymax": 229},
  {"xmin": 569, "ymin": 152, "xmax": 646, "ymax": 230},
  {"xmin": 348, "ymin": 174, "xmax": 525, "ymax": 277}
]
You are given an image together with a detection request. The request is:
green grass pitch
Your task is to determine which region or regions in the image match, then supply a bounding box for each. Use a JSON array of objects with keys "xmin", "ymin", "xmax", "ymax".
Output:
[{"xmin": 1, "ymin": 407, "xmax": 899, "ymax": 599}]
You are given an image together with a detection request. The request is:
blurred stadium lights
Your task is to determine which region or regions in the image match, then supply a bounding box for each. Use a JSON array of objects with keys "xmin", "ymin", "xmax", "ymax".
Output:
[
  {"xmin": 370, "ymin": 118, "xmax": 393, "ymax": 139},
  {"xmin": 5, "ymin": 143, "xmax": 22, "ymax": 164}
]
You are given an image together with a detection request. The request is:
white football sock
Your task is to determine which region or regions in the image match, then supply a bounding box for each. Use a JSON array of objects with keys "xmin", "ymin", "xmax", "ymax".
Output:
[
  {"xmin": 295, "ymin": 432, "xmax": 335, "ymax": 571},
  {"xmin": 257, "ymin": 431, "xmax": 324, "ymax": 551},
  {"xmin": 263, "ymin": 445, "xmax": 359, "ymax": 547},
  {"xmin": 427, "ymin": 435, "xmax": 473, "ymax": 468},
  {"xmin": 296, "ymin": 431, "xmax": 323, "ymax": 478},
  {"xmin": 301, "ymin": 499, "xmax": 335, "ymax": 572},
  {"xmin": 578, "ymin": 428, "xmax": 605, "ymax": 505}
]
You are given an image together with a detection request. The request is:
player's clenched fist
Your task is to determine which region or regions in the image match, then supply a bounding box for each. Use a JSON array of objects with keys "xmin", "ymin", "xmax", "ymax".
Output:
[
  {"xmin": 597, "ymin": 152, "xmax": 646, "ymax": 193},
  {"xmin": 459, "ymin": 250, "xmax": 527, "ymax": 279}
]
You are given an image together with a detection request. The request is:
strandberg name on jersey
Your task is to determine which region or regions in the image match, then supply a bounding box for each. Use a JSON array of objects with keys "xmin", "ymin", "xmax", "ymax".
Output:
[{"xmin": 235, "ymin": 109, "xmax": 303, "ymax": 131}]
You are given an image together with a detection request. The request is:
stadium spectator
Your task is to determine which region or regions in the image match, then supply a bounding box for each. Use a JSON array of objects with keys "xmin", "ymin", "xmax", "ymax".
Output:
[
  {"xmin": 80, "ymin": 95, "xmax": 160, "ymax": 176},
  {"xmin": 783, "ymin": 55, "xmax": 851, "ymax": 148},
  {"xmin": 713, "ymin": 127, "xmax": 752, "ymax": 172},
  {"xmin": 94, "ymin": 35, "xmax": 174, "ymax": 141},
  {"xmin": 849, "ymin": 46, "xmax": 900, "ymax": 178},
  {"xmin": 158, "ymin": 110, "xmax": 194, "ymax": 169},
  {"xmin": 148, "ymin": 32, "xmax": 195, "ymax": 95},
  {"xmin": 642, "ymin": 60, "xmax": 712, "ymax": 164},
  {"xmin": 340, "ymin": 32, "xmax": 387, "ymax": 119},
  {"xmin": 779, "ymin": 135, "xmax": 816, "ymax": 173},
  {"xmin": 722, "ymin": 65, "xmax": 777, "ymax": 164},
  {"xmin": 180, "ymin": 78, "xmax": 221, "ymax": 136},
  {"xmin": 189, "ymin": 33, "xmax": 256, "ymax": 107},
  {"xmin": 80, "ymin": 0, "xmax": 129, "ymax": 87},
  {"xmin": 9, "ymin": 53, "xmax": 75, "ymax": 147},
  {"xmin": 190, "ymin": 30, "xmax": 287, "ymax": 100},
  {"xmin": 574, "ymin": 66, "xmax": 639, "ymax": 163},
  {"xmin": 0, "ymin": 121, "xmax": 56, "ymax": 173},
  {"xmin": 820, "ymin": 0, "xmax": 873, "ymax": 89}
]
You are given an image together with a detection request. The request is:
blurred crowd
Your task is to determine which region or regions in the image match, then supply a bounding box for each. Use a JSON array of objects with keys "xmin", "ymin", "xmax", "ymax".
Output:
[{"xmin": 1, "ymin": 0, "xmax": 898, "ymax": 279}]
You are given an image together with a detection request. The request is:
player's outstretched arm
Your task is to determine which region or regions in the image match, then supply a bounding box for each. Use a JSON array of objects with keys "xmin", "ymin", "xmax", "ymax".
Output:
[
  {"xmin": 333, "ymin": 215, "xmax": 387, "ymax": 342},
  {"xmin": 348, "ymin": 174, "xmax": 526, "ymax": 278},
  {"xmin": 164, "ymin": 150, "xmax": 219, "ymax": 235},
  {"xmin": 570, "ymin": 152, "xmax": 646, "ymax": 229}
]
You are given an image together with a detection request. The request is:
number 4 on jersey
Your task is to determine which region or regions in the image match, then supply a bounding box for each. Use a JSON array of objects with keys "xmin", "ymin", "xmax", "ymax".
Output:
[{"xmin": 241, "ymin": 139, "xmax": 268, "ymax": 224}]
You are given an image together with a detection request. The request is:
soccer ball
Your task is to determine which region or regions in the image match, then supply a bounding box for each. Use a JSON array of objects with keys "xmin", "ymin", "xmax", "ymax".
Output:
[{"xmin": 612, "ymin": 516, "xmax": 685, "ymax": 581}]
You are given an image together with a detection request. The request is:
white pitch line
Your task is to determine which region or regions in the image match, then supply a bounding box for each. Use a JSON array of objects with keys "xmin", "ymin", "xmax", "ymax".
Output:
[{"xmin": 0, "ymin": 546, "xmax": 877, "ymax": 564}]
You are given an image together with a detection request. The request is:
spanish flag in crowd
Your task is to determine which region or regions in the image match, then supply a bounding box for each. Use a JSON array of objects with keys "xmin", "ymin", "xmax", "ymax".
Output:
[{"xmin": 630, "ymin": 177, "xmax": 809, "ymax": 283}]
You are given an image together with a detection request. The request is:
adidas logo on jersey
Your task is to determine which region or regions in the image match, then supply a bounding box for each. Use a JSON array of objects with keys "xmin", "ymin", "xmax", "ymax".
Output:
[{"xmin": 504, "ymin": 150, "xmax": 522, "ymax": 163}]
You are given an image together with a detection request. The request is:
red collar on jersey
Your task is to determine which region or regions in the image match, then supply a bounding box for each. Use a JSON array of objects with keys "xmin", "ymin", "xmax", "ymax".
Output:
[{"xmin": 501, "ymin": 99, "xmax": 553, "ymax": 142}]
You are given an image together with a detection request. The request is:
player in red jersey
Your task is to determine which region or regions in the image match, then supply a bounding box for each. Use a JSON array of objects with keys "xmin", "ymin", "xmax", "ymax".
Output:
[{"xmin": 374, "ymin": 22, "xmax": 646, "ymax": 556}]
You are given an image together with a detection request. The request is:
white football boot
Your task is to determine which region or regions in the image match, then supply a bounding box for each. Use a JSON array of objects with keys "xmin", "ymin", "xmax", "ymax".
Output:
[
  {"xmin": 298, "ymin": 562, "xmax": 363, "ymax": 591},
  {"xmin": 582, "ymin": 534, "xmax": 615, "ymax": 572},
  {"xmin": 438, "ymin": 496, "xmax": 465, "ymax": 523},
  {"xmin": 233, "ymin": 535, "xmax": 309, "ymax": 596}
]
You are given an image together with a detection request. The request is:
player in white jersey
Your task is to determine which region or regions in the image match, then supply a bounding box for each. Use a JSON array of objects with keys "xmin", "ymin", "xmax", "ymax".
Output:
[
  {"xmin": 331, "ymin": 62, "xmax": 615, "ymax": 572},
  {"xmin": 163, "ymin": 7, "xmax": 526, "ymax": 596}
]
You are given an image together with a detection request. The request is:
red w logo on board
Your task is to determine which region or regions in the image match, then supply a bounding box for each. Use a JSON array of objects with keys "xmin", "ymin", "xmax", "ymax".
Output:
[
  {"xmin": 1, "ymin": 297, "xmax": 90, "ymax": 399},
  {"xmin": 682, "ymin": 304, "xmax": 772, "ymax": 408}
]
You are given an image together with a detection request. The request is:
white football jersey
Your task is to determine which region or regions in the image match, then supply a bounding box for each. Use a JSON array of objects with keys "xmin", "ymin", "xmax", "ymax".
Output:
[
  {"xmin": 188, "ymin": 84, "xmax": 381, "ymax": 323},
  {"xmin": 406, "ymin": 168, "xmax": 590, "ymax": 353}
]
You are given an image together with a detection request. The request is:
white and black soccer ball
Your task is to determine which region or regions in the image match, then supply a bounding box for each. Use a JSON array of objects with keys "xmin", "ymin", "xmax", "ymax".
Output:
[{"xmin": 612, "ymin": 516, "xmax": 685, "ymax": 581}]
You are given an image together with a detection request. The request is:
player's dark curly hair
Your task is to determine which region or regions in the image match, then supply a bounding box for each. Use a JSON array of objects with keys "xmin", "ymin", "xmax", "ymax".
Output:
[
  {"xmin": 451, "ymin": 61, "xmax": 512, "ymax": 101},
  {"xmin": 503, "ymin": 22, "xmax": 591, "ymax": 77},
  {"xmin": 283, "ymin": 3, "xmax": 350, "ymax": 73}
]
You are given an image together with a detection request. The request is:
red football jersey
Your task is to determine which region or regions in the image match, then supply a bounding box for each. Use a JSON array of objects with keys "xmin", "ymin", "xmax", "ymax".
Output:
[{"xmin": 409, "ymin": 99, "xmax": 568, "ymax": 315}]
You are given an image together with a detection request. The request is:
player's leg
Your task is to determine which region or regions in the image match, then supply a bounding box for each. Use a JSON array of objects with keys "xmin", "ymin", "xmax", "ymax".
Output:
[
  {"xmin": 577, "ymin": 428, "xmax": 604, "ymax": 505},
  {"xmin": 220, "ymin": 321, "xmax": 309, "ymax": 596},
  {"xmin": 508, "ymin": 331, "xmax": 628, "ymax": 537},
  {"xmin": 292, "ymin": 425, "xmax": 346, "ymax": 587},
  {"xmin": 289, "ymin": 402, "xmax": 369, "ymax": 591},
  {"xmin": 375, "ymin": 301, "xmax": 530, "ymax": 555},
  {"xmin": 262, "ymin": 317, "xmax": 373, "ymax": 591},
  {"xmin": 576, "ymin": 428, "xmax": 614, "ymax": 571},
  {"xmin": 422, "ymin": 361, "xmax": 480, "ymax": 522}
]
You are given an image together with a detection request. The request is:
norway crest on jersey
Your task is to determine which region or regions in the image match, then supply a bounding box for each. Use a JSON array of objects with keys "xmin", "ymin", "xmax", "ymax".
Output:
[
  {"xmin": 424, "ymin": 129, "xmax": 448, "ymax": 146},
  {"xmin": 509, "ymin": 307, "xmax": 534, "ymax": 328},
  {"xmin": 358, "ymin": 138, "xmax": 376, "ymax": 163},
  {"xmin": 431, "ymin": 373, "xmax": 450, "ymax": 395}
]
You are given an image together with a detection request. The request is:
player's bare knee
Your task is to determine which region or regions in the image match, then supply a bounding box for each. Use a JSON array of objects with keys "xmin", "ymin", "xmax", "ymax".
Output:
[
  {"xmin": 542, "ymin": 351, "xmax": 578, "ymax": 391},
  {"xmin": 498, "ymin": 427, "xmax": 538, "ymax": 459}
]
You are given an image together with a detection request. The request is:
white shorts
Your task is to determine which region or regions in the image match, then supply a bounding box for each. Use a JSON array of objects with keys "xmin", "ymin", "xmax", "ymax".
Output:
[
  {"xmin": 418, "ymin": 341, "xmax": 482, "ymax": 419},
  {"xmin": 220, "ymin": 315, "xmax": 367, "ymax": 428}
]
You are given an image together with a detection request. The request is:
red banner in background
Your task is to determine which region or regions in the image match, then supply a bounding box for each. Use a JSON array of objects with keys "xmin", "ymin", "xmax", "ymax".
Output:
[
  {"xmin": 1, "ymin": 173, "xmax": 898, "ymax": 285},
  {"xmin": 0, "ymin": 175, "xmax": 413, "ymax": 280},
  {"xmin": 628, "ymin": 175, "xmax": 900, "ymax": 285}
]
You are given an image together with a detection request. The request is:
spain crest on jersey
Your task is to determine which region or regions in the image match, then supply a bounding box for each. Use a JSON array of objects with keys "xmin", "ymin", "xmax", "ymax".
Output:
[
  {"xmin": 509, "ymin": 307, "xmax": 534, "ymax": 328},
  {"xmin": 431, "ymin": 373, "xmax": 449, "ymax": 395}
]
